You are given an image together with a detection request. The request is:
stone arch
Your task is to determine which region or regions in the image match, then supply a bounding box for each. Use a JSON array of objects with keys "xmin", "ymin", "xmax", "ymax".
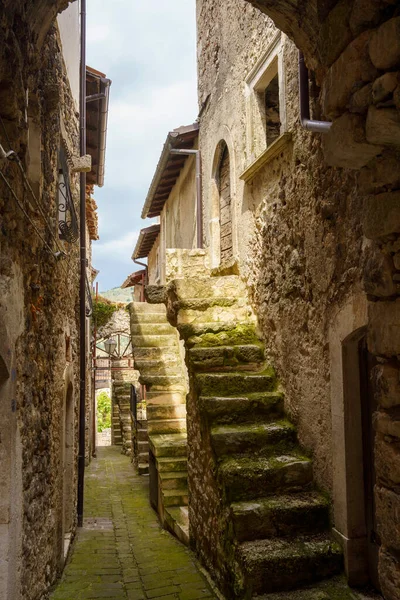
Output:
[{"xmin": 209, "ymin": 136, "xmax": 237, "ymax": 268}]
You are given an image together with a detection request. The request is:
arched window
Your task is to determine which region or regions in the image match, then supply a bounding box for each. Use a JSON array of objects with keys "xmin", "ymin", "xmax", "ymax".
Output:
[{"xmin": 218, "ymin": 143, "xmax": 233, "ymax": 263}]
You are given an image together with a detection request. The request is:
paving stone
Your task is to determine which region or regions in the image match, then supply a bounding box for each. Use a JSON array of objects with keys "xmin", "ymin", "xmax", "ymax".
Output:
[{"xmin": 50, "ymin": 446, "xmax": 216, "ymax": 600}]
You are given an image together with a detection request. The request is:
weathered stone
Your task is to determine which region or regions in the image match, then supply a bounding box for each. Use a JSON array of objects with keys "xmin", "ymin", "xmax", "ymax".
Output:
[
  {"xmin": 394, "ymin": 85, "xmax": 400, "ymax": 110},
  {"xmin": 363, "ymin": 244, "xmax": 396, "ymax": 297},
  {"xmin": 379, "ymin": 547, "xmax": 400, "ymax": 600},
  {"xmin": 348, "ymin": 83, "xmax": 372, "ymax": 114},
  {"xmin": 372, "ymin": 362, "xmax": 400, "ymax": 409},
  {"xmin": 372, "ymin": 72, "xmax": 399, "ymax": 104},
  {"xmin": 375, "ymin": 411, "xmax": 400, "ymax": 439},
  {"xmin": 366, "ymin": 106, "xmax": 400, "ymax": 147},
  {"xmin": 71, "ymin": 153, "xmax": 92, "ymax": 173},
  {"xmin": 375, "ymin": 435, "xmax": 400, "ymax": 489},
  {"xmin": 394, "ymin": 252, "xmax": 400, "ymax": 270},
  {"xmin": 349, "ymin": 0, "xmax": 389, "ymax": 36},
  {"xmin": 363, "ymin": 191, "xmax": 400, "ymax": 239},
  {"xmin": 323, "ymin": 31, "xmax": 378, "ymax": 119},
  {"xmin": 368, "ymin": 299, "xmax": 400, "ymax": 356},
  {"xmin": 145, "ymin": 285, "xmax": 167, "ymax": 305},
  {"xmin": 369, "ymin": 16, "xmax": 400, "ymax": 70},
  {"xmin": 358, "ymin": 152, "xmax": 400, "ymax": 193},
  {"xmin": 376, "ymin": 486, "xmax": 400, "ymax": 552},
  {"xmin": 323, "ymin": 112, "xmax": 382, "ymax": 169}
]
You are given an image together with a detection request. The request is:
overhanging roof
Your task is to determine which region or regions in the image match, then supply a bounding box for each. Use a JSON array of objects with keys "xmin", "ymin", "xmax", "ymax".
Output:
[
  {"xmin": 132, "ymin": 224, "xmax": 160, "ymax": 260},
  {"xmin": 141, "ymin": 123, "xmax": 199, "ymax": 219},
  {"xmin": 121, "ymin": 270, "xmax": 146, "ymax": 289},
  {"xmin": 86, "ymin": 66, "xmax": 111, "ymax": 187}
]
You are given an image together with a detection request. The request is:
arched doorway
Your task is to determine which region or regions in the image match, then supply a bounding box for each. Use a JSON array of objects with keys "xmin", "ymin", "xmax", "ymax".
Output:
[{"xmin": 218, "ymin": 142, "xmax": 233, "ymax": 264}]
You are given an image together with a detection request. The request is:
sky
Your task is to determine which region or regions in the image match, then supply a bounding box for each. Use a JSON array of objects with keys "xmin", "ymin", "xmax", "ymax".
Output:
[{"xmin": 86, "ymin": 0, "xmax": 198, "ymax": 292}]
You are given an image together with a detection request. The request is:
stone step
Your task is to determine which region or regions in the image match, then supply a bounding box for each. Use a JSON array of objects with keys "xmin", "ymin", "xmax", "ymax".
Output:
[
  {"xmin": 176, "ymin": 302, "xmax": 253, "ymax": 330},
  {"xmin": 164, "ymin": 506, "xmax": 189, "ymax": 546},
  {"xmin": 134, "ymin": 346, "xmax": 178, "ymax": 361},
  {"xmin": 130, "ymin": 312, "xmax": 169, "ymax": 324},
  {"xmin": 195, "ymin": 369, "xmax": 276, "ymax": 396},
  {"xmin": 138, "ymin": 452, "xmax": 149, "ymax": 463},
  {"xmin": 219, "ymin": 453, "xmax": 313, "ymax": 502},
  {"xmin": 238, "ymin": 535, "xmax": 342, "ymax": 595},
  {"xmin": 211, "ymin": 421, "xmax": 296, "ymax": 457},
  {"xmin": 137, "ymin": 429, "xmax": 148, "ymax": 442},
  {"xmin": 131, "ymin": 323, "xmax": 176, "ymax": 336},
  {"xmin": 156, "ymin": 456, "xmax": 188, "ymax": 473},
  {"xmin": 147, "ymin": 403, "xmax": 187, "ymax": 421},
  {"xmin": 147, "ymin": 418, "xmax": 187, "ymax": 435},
  {"xmin": 177, "ymin": 320, "xmax": 257, "ymax": 340},
  {"xmin": 146, "ymin": 392, "xmax": 186, "ymax": 405},
  {"xmin": 130, "ymin": 302, "xmax": 166, "ymax": 314},
  {"xmin": 132, "ymin": 335, "xmax": 178, "ymax": 348},
  {"xmin": 138, "ymin": 463, "xmax": 149, "ymax": 475},
  {"xmin": 170, "ymin": 275, "xmax": 247, "ymax": 302},
  {"xmin": 139, "ymin": 374, "xmax": 186, "ymax": 391},
  {"xmin": 189, "ymin": 344, "xmax": 265, "ymax": 372},
  {"xmin": 162, "ymin": 488, "xmax": 189, "ymax": 507},
  {"xmin": 159, "ymin": 470, "xmax": 188, "ymax": 490},
  {"xmin": 199, "ymin": 392, "xmax": 284, "ymax": 424},
  {"xmin": 149, "ymin": 433, "xmax": 187, "ymax": 458},
  {"xmin": 138, "ymin": 441, "xmax": 149, "ymax": 453},
  {"xmin": 231, "ymin": 492, "xmax": 330, "ymax": 542},
  {"xmin": 134, "ymin": 359, "xmax": 181, "ymax": 375}
]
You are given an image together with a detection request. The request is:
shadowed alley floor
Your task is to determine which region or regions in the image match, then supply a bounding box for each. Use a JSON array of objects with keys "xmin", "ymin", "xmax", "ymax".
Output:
[
  {"xmin": 50, "ymin": 446, "xmax": 382, "ymax": 600},
  {"xmin": 50, "ymin": 446, "xmax": 217, "ymax": 600}
]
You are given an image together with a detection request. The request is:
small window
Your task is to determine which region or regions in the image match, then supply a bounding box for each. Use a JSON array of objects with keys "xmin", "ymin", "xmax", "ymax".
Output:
[
  {"xmin": 244, "ymin": 32, "xmax": 286, "ymax": 162},
  {"xmin": 264, "ymin": 72, "xmax": 281, "ymax": 145}
]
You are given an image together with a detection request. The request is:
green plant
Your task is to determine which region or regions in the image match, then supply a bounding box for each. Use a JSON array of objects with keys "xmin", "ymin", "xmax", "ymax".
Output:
[
  {"xmin": 97, "ymin": 391, "xmax": 111, "ymax": 432},
  {"xmin": 92, "ymin": 297, "xmax": 118, "ymax": 328}
]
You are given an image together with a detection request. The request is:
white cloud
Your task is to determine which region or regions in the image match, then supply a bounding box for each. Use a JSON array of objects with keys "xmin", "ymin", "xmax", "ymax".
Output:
[{"xmin": 93, "ymin": 230, "xmax": 139, "ymax": 262}]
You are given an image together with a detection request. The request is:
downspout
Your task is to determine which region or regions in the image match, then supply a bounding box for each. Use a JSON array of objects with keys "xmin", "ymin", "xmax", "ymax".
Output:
[
  {"xmin": 78, "ymin": 0, "xmax": 87, "ymax": 529},
  {"xmin": 133, "ymin": 258, "xmax": 148, "ymax": 287},
  {"xmin": 299, "ymin": 51, "xmax": 332, "ymax": 133},
  {"xmin": 170, "ymin": 148, "xmax": 203, "ymax": 249}
]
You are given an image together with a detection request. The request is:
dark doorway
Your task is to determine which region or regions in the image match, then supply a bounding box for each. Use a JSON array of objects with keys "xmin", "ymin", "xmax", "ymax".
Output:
[
  {"xmin": 218, "ymin": 143, "xmax": 233, "ymax": 264},
  {"xmin": 358, "ymin": 336, "xmax": 381, "ymax": 592}
]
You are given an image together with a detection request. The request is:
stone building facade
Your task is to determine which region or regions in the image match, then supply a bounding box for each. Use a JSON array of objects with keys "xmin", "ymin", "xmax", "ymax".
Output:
[
  {"xmin": 0, "ymin": 1, "xmax": 108, "ymax": 598},
  {"xmin": 131, "ymin": 0, "xmax": 400, "ymax": 598},
  {"xmin": 195, "ymin": 0, "xmax": 400, "ymax": 597}
]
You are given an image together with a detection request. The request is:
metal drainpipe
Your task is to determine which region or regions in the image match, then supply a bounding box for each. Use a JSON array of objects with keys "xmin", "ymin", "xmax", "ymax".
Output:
[
  {"xmin": 170, "ymin": 148, "xmax": 203, "ymax": 249},
  {"xmin": 299, "ymin": 51, "xmax": 332, "ymax": 133},
  {"xmin": 77, "ymin": 0, "xmax": 87, "ymax": 529},
  {"xmin": 133, "ymin": 258, "xmax": 148, "ymax": 288}
]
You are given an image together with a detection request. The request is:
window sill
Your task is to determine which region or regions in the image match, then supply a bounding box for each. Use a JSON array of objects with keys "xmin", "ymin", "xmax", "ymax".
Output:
[{"xmin": 239, "ymin": 132, "xmax": 292, "ymax": 183}]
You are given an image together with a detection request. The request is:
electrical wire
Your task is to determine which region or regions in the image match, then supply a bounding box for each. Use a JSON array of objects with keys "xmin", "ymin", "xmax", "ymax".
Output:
[{"xmin": 0, "ymin": 168, "xmax": 70, "ymax": 279}]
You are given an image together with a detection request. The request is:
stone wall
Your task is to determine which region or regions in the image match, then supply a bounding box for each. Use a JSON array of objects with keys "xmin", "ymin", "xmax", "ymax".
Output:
[
  {"xmin": 0, "ymin": 4, "xmax": 82, "ymax": 598},
  {"xmin": 197, "ymin": 0, "xmax": 400, "ymax": 595}
]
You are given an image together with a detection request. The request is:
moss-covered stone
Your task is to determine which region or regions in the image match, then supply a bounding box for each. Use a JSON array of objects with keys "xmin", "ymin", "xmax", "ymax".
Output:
[
  {"xmin": 211, "ymin": 420, "xmax": 297, "ymax": 457},
  {"xmin": 195, "ymin": 367, "xmax": 276, "ymax": 396},
  {"xmin": 187, "ymin": 323, "xmax": 261, "ymax": 348}
]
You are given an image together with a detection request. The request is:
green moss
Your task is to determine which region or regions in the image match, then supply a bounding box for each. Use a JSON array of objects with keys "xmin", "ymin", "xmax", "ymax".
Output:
[{"xmin": 188, "ymin": 323, "xmax": 261, "ymax": 349}]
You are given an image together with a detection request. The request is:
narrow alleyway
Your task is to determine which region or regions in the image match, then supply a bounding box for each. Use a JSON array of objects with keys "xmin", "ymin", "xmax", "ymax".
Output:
[{"xmin": 49, "ymin": 447, "xmax": 217, "ymax": 600}]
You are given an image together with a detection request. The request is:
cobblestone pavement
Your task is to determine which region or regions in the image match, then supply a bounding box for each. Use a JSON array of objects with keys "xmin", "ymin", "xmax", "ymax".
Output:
[{"xmin": 50, "ymin": 446, "xmax": 218, "ymax": 600}]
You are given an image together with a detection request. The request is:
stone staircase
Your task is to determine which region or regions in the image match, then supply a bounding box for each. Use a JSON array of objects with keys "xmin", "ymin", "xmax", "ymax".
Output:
[
  {"xmin": 111, "ymin": 401, "xmax": 122, "ymax": 446},
  {"xmin": 112, "ymin": 381, "xmax": 133, "ymax": 456},
  {"xmin": 165, "ymin": 275, "xmax": 342, "ymax": 598},
  {"xmin": 129, "ymin": 301, "xmax": 189, "ymax": 544}
]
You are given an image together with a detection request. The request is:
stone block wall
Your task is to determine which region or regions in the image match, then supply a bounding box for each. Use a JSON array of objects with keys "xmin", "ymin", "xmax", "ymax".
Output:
[
  {"xmin": 0, "ymin": 4, "xmax": 83, "ymax": 598},
  {"xmin": 197, "ymin": 0, "xmax": 400, "ymax": 595}
]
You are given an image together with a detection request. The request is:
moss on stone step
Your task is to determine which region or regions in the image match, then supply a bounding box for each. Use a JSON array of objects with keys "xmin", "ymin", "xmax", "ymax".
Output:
[
  {"xmin": 199, "ymin": 392, "xmax": 284, "ymax": 423},
  {"xmin": 237, "ymin": 535, "xmax": 342, "ymax": 595},
  {"xmin": 219, "ymin": 453, "xmax": 313, "ymax": 501},
  {"xmin": 187, "ymin": 323, "xmax": 261, "ymax": 349},
  {"xmin": 231, "ymin": 491, "xmax": 330, "ymax": 542},
  {"xmin": 211, "ymin": 420, "xmax": 297, "ymax": 457},
  {"xmin": 195, "ymin": 367, "xmax": 276, "ymax": 396}
]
